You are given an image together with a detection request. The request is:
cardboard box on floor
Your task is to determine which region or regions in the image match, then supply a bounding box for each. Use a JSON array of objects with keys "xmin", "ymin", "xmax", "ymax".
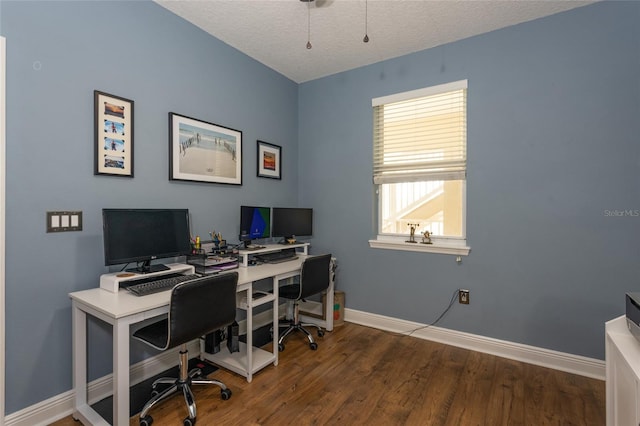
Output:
[{"xmin": 300, "ymin": 290, "xmax": 345, "ymax": 326}]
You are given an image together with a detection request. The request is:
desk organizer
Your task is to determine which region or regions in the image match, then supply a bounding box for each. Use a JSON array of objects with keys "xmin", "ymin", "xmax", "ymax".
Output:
[{"xmin": 187, "ymin": 253, "xmax": 238, "ymax": 275}]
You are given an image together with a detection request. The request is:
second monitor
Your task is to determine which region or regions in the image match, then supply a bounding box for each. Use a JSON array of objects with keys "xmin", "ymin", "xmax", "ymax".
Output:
[
  {"xmin": 272, "ymin": 207, "xmax": 313, "ymax": 244},
  {"xmin": 239, "ymin": 205, "xmax": 271, "ymax": 248}
]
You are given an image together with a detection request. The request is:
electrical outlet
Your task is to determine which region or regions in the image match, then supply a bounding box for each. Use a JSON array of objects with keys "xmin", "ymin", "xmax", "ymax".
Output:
[{"xmin": 459, "ymin": 289, "xmax": 470, "ymax": 304}]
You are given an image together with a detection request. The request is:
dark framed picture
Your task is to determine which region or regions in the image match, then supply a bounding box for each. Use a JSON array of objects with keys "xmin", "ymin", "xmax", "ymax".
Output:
[
  {"xmin": 257, "ymin": 140, "xmax": 281, "ymax": 179},
  {"xmin": 169, "ymin": 113, "xmax": 242, "ymax": 185},
  {"xmin": 94, "ymin": 91, "xmax": 134, "ymax": 177}
]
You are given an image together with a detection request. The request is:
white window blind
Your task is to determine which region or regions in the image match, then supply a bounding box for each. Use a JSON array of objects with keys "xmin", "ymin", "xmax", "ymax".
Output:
[{"xmin": 372, "ymin": 80, "xmax": 467, "ymax": 184}]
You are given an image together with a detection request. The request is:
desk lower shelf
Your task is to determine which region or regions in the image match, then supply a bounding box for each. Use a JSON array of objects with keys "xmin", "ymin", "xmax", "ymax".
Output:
[{"xmin": 201, "ymin": 342, "xmax": 275, "ymax": 382}]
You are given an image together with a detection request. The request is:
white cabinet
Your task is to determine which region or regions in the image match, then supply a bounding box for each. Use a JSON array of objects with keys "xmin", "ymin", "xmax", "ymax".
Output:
[{"xmin": 606, "ymin": 315, "xmax": 640, "ymax": 426}]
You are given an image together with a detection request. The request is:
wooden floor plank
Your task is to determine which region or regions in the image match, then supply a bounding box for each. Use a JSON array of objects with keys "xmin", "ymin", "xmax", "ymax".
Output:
[
  {"xmin": 404, "ymin": 343, "xmax": 471, "ymax": 425},
  {"xmin": 446, "ymin": 350, "xmax": 497, "ymax": 425},
  {"xmin": 49, "ymin": 322, "xmax": 605, "ymax": 426},
  {"xmin": 483, "ymin": 357, "xmax": 525, "ymax": 426}
]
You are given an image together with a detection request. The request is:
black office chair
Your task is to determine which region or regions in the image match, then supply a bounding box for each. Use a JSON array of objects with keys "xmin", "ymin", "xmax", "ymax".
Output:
[
  {"xmin": 278, "ymin": 253, "xmax": 332, "ymax": 351},
  {"xmin": 133, "ymin": 273, "xmax": 238, "ymax": 426}
]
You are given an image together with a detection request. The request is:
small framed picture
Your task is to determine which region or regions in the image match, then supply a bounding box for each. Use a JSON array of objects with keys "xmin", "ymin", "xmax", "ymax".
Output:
[
  {"xmin": 94, "ymin": 91, "xmax": 134, "ymax": 177},
  {"xmin": 257, "ymin": 140, "xmax": 281, "ymax": 179},
  {"xmin": 169, "ymin": 113, "xmax": 242, "ymax": 185}
]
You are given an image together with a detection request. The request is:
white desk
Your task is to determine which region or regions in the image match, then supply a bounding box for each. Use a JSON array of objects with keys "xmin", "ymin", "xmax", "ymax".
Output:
[
  {"xmin": 605, "ymin": 315, "xmax": 640, "ymax": 426},
  {"xmin": 70, "ymin": 255, "xmax": 334, "ymax": 426}
]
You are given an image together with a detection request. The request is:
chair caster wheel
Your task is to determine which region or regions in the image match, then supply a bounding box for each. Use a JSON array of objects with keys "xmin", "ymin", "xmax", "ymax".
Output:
[
  {"xmin": 140, "ymin": 415, "xmax": 153, "ymax": 426},
  {"xmin": 318, "ymin": 329, "xmax": 325, "ymax": 337},
  {"xmin": 310, "ymin": 342, "xmax": 318, "ymax": 350},
  {"xmin": 221, "ymin": 388, "xmax": 232, "ymax": 400},
  {"xmin": 278, "ymin": 343, "xmax": 285, "ymax": 352},
  {"xmin": 184, "ymin": 417, "xmax": 196, "ymax": 426}
]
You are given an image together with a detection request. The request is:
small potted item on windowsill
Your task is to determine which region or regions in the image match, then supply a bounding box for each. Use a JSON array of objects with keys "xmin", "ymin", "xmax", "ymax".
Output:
[{"xmin": 421, "ymin": 230, "xmax": 433, "ymax": 244}]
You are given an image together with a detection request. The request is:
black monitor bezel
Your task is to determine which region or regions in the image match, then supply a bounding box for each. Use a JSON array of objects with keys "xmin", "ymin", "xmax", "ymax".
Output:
[
  {"xmin": 271, "ymin": 207, "xmax": 313, "ymax": 240},
  {"xmin": 102, "ymin": 208, "xmax": 192, "ymax": 273}
]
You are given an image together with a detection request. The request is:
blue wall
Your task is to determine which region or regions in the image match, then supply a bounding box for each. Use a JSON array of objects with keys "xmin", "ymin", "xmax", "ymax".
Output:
[
  {"xmin": 300, "ymin": 0, "xmax": 640, "ymax": 361},
  {"xmin": 0, "ymin": 0, "xmax": 299, "ymax": 414},
  {"xmin": 1, "ymin": 0, "xmax": 639, "ymax": 417}
]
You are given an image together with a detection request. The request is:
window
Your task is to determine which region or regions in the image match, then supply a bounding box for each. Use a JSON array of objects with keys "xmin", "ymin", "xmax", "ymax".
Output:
[{"xmin": 370, "ymin": 80, "xmax": 470, "ymax": 255}]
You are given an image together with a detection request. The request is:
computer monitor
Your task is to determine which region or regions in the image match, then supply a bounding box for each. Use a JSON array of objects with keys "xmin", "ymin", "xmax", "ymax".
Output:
[
  {"xmin": 239, "ymin": 205, "xmax": 271, "ymax": 247},
  {"xmin": 272, "ymin": 207, "xmax": 313, "ymax": 244},
  {"xmin": 102, "ymin": 208, "xmax": 192, "ymax": 274}
]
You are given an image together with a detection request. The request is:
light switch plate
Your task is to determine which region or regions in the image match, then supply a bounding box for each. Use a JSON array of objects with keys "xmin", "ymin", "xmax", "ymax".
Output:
[{"xmin": 47, "ymin": 211, "xmax": 83, "ymax": 232}]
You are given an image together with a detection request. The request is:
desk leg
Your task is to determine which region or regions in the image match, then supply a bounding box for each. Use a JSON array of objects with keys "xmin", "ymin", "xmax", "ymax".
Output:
[
  {"xmin": 113, "ymin": 320, "xmax": 130, "ymax": 425},
  {"xmin": 272, "ymin": 276, "xmax": 279, "ymax": 366},
  {"xmin": 245, "ymin": 283, "xmax": 253, "ymax": 383},
  {"xmin": 325, "ymin": 263, "xmax": 335, "ymax": 332},
  {"xmin": 72, "ymin": 302, "xmax": 87, "ymax": 418},
  {"xmin": 71, "ymin": 303, "xmax": 112, "ymax": 426}
]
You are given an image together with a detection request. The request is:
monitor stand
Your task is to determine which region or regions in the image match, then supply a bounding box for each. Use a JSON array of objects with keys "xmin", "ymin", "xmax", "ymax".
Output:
[{"xmin": 126, "ymin": 261, "xmax": 170, "ymax": 274}]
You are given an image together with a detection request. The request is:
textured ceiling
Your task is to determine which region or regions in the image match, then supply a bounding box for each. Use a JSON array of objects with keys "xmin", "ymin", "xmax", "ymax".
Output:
[{"xmin": 155, "ymin": 0, "xmax": 595, "ymax": 83}]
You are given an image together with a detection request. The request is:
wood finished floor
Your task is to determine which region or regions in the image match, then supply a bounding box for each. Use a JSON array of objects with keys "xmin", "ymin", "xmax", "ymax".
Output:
[{"xmin": 51, "ymin": 322, "xmax": 605, "ymax": 425}]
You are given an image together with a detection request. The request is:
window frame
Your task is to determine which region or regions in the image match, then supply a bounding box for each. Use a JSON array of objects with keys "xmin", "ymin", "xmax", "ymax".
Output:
[{"xmin": 369, "ymin": 80, "xmax": 470, "ymax": 256}]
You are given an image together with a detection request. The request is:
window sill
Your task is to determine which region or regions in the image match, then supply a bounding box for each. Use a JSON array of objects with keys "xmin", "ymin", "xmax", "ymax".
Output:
[{"xmin": 368, "ymin": 238, "xmax": 470, "ymax": 256}]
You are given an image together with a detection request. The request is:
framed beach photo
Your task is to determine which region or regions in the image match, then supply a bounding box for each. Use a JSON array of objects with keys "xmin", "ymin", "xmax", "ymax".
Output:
[
  {"xmin": 94, "ymin": 91, "xmax": 134, "ymax": 177},
  {"xmin": 169, "ymin": 113, "xmax": 242, "ymax": 185},
  {"xmin": 257, "ymin": 140, "xmax": 281, "ymax": 179}
]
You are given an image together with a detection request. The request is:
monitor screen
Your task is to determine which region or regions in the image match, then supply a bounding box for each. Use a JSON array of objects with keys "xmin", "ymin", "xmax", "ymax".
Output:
[
  {"xmin": 239, "ymin": 206, "xmax": 271, "ymax": 241},
  {"xmin": 272, "ymin": 208, "xmax": 313, "ymax": 241},
  {"xmin": 102, "ymin": 208, "xmax": 192, "ymax": 273}
]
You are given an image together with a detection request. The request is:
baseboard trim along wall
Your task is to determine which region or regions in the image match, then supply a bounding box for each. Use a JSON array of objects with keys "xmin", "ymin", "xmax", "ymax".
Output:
[
  {"xmin": 4, "ymin": 307, "xmax": 604, "ymax": 425},
  {"xmin": 4, "ymin": 341, "xmax": 200, "ymax": 426},
  {"xmin": 345, "ymin": 308, "xmax": 605, "ymax": 381},
  {"xmin": 3, "ymin": 305, "xmax": 283, "ymax": 426}
]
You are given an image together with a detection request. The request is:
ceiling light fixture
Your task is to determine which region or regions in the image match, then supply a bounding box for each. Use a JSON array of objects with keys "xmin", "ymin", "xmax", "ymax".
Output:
[
  {"xmin": 363, "ymin": 0, "xmax": 369, "ymax": 43},
  {"xmin": 300, "ymin": 0, "xmax": 370, "ymax": 48},
  {"xmin": 301, "ymin": 0, "xmax": 313, "ymax": 49}
]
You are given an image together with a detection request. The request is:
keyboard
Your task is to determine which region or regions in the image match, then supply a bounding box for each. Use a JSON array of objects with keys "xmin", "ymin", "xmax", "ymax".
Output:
[
  {"xmin": 124, "ymin": 273, "xmax": 201, "ymax": 296},
  {"xmin": 255, "ymin": 249, "xmax": 298, "ymax": 264}
]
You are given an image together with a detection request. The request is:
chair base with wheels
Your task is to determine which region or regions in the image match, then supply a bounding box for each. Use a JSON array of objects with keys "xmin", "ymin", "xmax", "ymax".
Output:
[
  {"xmin": 133, "ymin": 273, "xmax": 238, "ymax": 426},
  {"xmin": 278, "ymin": 300, "xmax": 325, "ymax": 351},
  {"xmin": 277, "ymin": 253, "xmax": 332, "ymax": 351},
  {"xmin": 137, "ymin": 343, "xmax": 231, "ymax": 426}
]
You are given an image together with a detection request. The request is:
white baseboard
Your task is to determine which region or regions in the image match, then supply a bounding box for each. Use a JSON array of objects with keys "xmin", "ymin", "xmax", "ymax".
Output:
[
  {"xmin": 3, "ymin": 304, "xmax": 288, "ymax": 426},
  {"xmin": 345, "ymin": 308, "xmax": 605, "ymax": 380},
  {"xmin": 6, "ymin": 307, "xmax": 601, "ymax": 425},
  {"xmin": 4, "ymin": 306, "xmax": 283, "ymax": 426},
  {"xmin": 4, "ymin": 341, "xmax": 200, "ymax": 426},
  {"xmin": 4, "ymin": 340, "xmax": 200, "ymax": 426}
]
